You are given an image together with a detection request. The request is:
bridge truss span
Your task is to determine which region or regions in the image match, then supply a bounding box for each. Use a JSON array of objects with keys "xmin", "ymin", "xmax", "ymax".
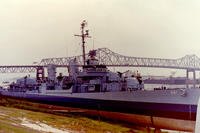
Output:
[
  {"xmin": 0, "ymin": 48, "xmax": 200, "ymax": 73},
  {"xmin": 40, "ymin": 48, "xmax": 200, "ymax": 71},
  {"xmin": 0, "ymin": 66, "xmax": 39, "ymax": 73}
]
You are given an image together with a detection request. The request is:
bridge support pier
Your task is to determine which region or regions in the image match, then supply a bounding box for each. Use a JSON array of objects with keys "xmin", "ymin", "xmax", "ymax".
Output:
[
  {"xmin": 186, "ymin": 69, "xmax": 196, "ymax": 88},
  {"xmin": 193, "ymin": 70, "xmax": 196, "ymax": 88},
  {"xmin": 186, "ymin": 70, "xmax": 189, "ymax": 88}
]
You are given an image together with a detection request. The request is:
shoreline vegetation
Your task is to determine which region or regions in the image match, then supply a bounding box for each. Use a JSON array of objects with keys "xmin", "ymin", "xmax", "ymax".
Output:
[{"xmin": 0, "ymin": 96, "xmax": 171, "ymax": 133}]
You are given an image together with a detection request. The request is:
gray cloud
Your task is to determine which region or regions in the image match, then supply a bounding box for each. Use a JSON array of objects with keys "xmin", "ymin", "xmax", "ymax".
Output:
[{"xmin": 0, "ymin": 0, "xmax": 200, "ymax": 67}]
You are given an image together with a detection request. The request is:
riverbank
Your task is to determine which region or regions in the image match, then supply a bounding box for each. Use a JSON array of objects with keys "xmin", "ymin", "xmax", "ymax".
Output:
[
  {"xmin": 0, "ymin": 96, "xmax": 179, "ymax": 133},
  {"xmin": 0, "ymin": 106, "xmax": 134, "ymax": 133}
]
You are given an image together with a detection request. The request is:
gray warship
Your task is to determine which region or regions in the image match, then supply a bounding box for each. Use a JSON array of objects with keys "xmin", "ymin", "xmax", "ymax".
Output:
[{"xmin": 0, "ymin": 21, "xmax": 199, "ymax": 132}]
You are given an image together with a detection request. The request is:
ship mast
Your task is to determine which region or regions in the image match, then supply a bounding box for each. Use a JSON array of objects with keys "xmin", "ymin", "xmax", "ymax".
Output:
[{"xmin": 74, "ymin": 20, "xmax": 91, "ymax": 65}]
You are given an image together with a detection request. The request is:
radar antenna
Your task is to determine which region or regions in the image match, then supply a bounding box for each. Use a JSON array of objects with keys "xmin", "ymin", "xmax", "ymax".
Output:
[{"xmin": 74, "ymin": 20, "xmax": 91, "ymax": 65}]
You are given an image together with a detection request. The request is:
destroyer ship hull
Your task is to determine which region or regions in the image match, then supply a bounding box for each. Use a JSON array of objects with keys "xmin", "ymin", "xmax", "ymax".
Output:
[
  {"xmin": 7, "ymin": 94, "xmax": 197, "ymax": 120},
  {"xmin": 1, "ymin": 88, "xmax": 198, "ymax": 131},
  {"xmin": 1, "ymin": 89, "xmax": 198, "ymax": 120}
]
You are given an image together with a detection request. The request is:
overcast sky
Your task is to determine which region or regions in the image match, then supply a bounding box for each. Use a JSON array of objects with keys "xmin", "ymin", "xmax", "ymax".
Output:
[{"xmin": 0, "ymin": 0, "xmax": 200, "ymax": 77}]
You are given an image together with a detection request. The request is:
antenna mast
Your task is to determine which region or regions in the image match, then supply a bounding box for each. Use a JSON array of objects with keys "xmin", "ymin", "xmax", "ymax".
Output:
[{"xmin": 74, "ymin": 20, "xmax": 91, "ymax": 65}]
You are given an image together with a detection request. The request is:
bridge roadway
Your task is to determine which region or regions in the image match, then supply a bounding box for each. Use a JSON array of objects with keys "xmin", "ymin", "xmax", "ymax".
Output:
[{"xmin": 0, "ymin": 48, "xmax": 200, "ymax": 87}]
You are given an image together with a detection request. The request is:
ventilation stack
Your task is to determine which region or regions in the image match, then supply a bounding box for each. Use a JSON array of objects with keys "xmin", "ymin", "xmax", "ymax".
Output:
[
  {"xmin": 47, "ymin": 64, "xmax": 56, "ymax": 82},
  {"xmin": 36, "ymin": 67, "xmax": 44, "ymax": 83}
]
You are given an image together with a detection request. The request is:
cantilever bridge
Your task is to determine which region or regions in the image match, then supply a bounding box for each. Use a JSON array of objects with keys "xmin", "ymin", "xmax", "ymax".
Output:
[
  {"xmin": 40, "ymin": 48, "xmax": 200, "ymax": 70},
  {"xmin": 0, "ymin": 48, "xmax": 200, "ymax": 72}
]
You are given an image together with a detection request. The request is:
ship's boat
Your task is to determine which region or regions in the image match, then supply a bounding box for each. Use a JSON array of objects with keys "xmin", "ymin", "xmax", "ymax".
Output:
[{"xmin": 0, "ymin": 21, "xmax": 199, "ymax": 132}]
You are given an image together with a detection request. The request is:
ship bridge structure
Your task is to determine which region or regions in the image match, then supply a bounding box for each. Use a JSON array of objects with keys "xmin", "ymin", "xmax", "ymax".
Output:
[{"xmin": 0, "ymin": 48, "xmax": 199, "ymax": 87}]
